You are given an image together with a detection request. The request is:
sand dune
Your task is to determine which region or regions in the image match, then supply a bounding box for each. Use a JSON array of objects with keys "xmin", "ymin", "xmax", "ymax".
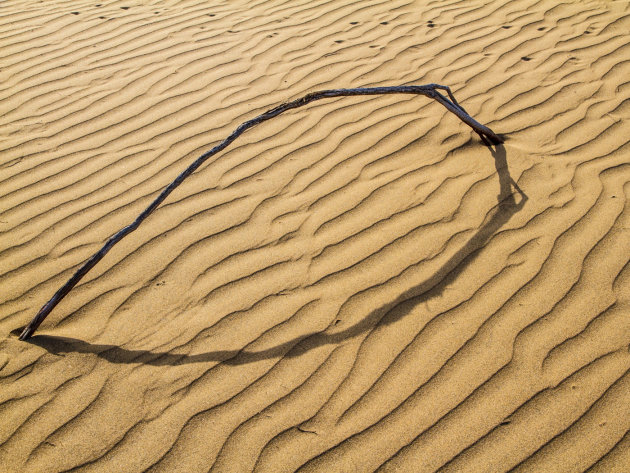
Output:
[{"xmin": 1, "ymin": 0, "xmax": 629, "ymax": 471}]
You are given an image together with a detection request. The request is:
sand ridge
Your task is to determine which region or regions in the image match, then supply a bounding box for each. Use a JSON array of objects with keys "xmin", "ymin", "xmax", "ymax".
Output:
[{"xmin": 1, "ymin": 0, "xmax": 629, "ymax": 472}]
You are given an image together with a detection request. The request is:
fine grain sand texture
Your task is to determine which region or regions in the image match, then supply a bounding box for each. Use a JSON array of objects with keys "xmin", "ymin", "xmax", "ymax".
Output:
[{"xmin": 1, "ymin": 0, "xmax": 629, "ymax": 472}]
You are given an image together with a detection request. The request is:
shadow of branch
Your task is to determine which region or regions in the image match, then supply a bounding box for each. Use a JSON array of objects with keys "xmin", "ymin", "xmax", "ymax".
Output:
[{"xmin": 26, "ymin": 142, "xmax": 527, "ymax": 366}]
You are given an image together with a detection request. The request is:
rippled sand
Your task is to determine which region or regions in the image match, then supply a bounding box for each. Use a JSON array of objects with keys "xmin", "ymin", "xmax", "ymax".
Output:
[{"xmin": 1, "ymin": 0, "xmax": 629, "ymax": 472}]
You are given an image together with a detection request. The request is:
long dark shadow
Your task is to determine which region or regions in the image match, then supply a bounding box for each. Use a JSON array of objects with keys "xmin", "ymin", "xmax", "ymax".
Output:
[{"xmin": 25, "ymin": 142, "xmax": 527, "ymax": 366}]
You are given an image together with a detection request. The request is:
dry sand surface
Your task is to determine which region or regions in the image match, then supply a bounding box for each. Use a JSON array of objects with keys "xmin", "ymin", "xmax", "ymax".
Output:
[{"xmin": 1, "ymin": 0, "xmax": 630, "ymax": 471}]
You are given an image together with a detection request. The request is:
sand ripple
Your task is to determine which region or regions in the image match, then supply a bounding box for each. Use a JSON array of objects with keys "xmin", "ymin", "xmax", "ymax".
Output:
[{"xmin": 1, "ymin": 0, "xmax": 629, "ymax": 472}]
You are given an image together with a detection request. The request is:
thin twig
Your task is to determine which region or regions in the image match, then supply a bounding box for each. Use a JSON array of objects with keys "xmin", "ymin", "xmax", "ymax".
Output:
[{"xmin": 18, "ymin": 84, "xmax": 503, "ymax": 340}]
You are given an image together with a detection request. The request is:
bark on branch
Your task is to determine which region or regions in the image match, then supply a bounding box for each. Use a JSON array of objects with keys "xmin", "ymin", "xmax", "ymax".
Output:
[{"xmin": 18, "ymin": 84, "xmax": 503, "ymax": 341}]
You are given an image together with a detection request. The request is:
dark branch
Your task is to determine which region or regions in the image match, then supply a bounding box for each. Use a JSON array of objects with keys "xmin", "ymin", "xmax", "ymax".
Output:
[{"xmin": 18, "ymin": 84, "xmax": 503, "ymax": 341}]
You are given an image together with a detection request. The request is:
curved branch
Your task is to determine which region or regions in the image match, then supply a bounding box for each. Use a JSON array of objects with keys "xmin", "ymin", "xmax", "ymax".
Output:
[{"xmin": 18, "ymin": 84, "xmax": 503, "ymax": 340}]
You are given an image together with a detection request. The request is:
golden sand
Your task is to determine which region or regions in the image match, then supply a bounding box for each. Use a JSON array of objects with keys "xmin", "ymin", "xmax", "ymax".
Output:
[{"xmin": 1, "ymin": 0, "xmax": 629, "ymax": 472}]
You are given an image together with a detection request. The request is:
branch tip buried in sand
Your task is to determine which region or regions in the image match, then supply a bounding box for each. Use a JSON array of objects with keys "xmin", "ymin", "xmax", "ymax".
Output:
[{"xmin": 18, "ymin": 84, "xmax": 503, "ymax": 341}]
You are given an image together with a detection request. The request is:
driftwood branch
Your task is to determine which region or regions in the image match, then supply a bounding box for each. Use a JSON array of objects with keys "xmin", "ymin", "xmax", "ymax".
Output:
[{"xmin": 18, "ymin": 84, "xmax": 503, "ymax": 341}]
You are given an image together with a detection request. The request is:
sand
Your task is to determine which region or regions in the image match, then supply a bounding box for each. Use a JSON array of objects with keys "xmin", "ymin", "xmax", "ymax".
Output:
[{"xmin": 1, "ymin": 0, "xmax": 629, "ymax": 471}]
